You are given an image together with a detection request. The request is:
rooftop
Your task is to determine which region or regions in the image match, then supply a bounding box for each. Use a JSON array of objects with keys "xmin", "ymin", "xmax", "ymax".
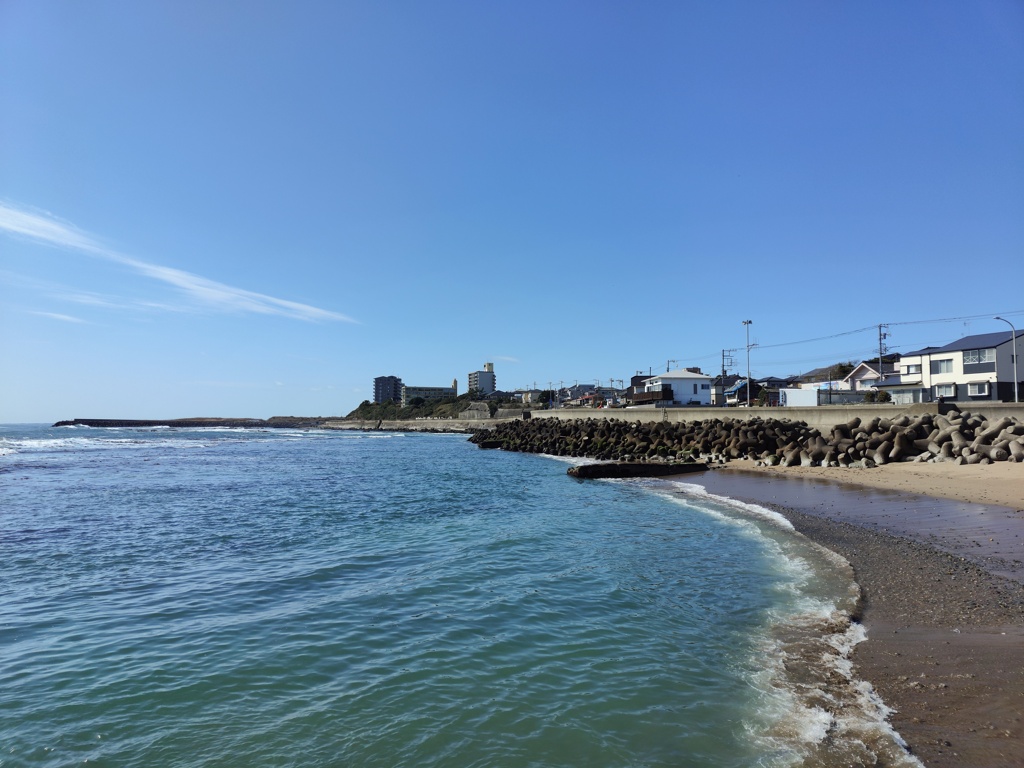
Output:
[{"xmin": 904, "ymin": 330, "xmax": 1023, "ymax": 357}]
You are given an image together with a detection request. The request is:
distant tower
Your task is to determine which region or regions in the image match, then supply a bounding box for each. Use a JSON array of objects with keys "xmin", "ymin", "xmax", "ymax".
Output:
[{"xmin": 452, "ymin": 378, "xmax": 458, "ymax": 395}]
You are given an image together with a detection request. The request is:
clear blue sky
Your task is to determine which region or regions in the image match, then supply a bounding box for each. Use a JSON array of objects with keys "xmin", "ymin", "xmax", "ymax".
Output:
[{"xmin": 2, "ymin": 1, "xmax": 1022, "ymax": 422}]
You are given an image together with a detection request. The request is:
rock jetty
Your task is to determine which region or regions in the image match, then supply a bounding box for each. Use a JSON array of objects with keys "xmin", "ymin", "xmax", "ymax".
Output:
[
  {"xmin": 53, "ymin": 417, "xmax": 329, "ymax": 429},
  {"xmin": 468, "ymin": 410, "xmax": 1024, "ymax": 467}
]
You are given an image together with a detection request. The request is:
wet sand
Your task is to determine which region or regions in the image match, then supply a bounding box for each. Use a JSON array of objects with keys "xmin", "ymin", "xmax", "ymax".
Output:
[{"xmin": 689, "ymin": 464, "xmax": 1024, "ymax": 767}]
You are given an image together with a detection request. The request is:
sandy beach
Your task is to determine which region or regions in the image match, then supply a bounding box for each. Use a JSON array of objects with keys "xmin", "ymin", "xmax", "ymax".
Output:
[{"xmin": 689, "ymin": 462, "xmax": 1024, "ymax": 767}]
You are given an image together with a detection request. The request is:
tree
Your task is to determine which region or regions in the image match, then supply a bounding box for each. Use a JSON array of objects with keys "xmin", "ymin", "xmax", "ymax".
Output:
[{"xmin": 832, "ymin": 361, "xmax": 856, "ymax": 379}]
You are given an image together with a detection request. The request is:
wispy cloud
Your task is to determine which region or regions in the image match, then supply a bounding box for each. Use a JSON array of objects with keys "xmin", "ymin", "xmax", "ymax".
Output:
[
  {"xmin": 29, "ymin": 310, "xmax": 88, "ymax": 324},
  {"xmin": 0, "ymin": 201, "xmax": 357, "ymax": 323},
  {"xmin": 493, "ymin": 355, "xmax": 521, "ymax": 363}
]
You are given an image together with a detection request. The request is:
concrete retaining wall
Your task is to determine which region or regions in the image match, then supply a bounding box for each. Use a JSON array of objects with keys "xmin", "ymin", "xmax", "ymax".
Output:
[{"xmin": 321, "ymin": 418, "xmax": 516, "ymax": 433}]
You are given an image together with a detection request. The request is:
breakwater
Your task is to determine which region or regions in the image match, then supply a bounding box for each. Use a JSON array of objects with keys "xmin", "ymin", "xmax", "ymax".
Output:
[
  {"xmin": 53, "ymin": 417, "xmax": 329, "ymax": 429},
  {"xmin": 469, "ymin": 409, "xmax": 1024, "ymax": 466}
]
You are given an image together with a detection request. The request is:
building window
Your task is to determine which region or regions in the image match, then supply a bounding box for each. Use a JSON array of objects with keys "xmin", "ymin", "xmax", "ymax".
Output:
[
  {"xmin": 931, "ymin": 359, "xmax": 953, "ymax": 374},
  {"xmin": 902, "ymin": 364, "xmax": 921, "ymax": 375},
  {"xmin": 935, "ymin": 383, "xmax": 955, "ymax": 398},
  {"xmin": 963, "ymin": 348, "xmax": 996, "ymax": 364},
  {"xmin": 968, "ymin": 382, "xmax": 989, "ymax": 396}
]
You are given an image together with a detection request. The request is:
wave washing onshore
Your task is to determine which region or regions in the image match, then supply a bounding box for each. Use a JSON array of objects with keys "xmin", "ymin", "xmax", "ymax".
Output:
[{"xmin": 688, "ymin": 468, "xmax": 1024, "ymax": 767}]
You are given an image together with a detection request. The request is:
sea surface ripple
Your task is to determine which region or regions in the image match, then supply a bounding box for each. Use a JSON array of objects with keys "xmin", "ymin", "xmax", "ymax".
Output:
[{"xmin": 0, "ymin": 425, "xmax": 914, "ymax": 767}]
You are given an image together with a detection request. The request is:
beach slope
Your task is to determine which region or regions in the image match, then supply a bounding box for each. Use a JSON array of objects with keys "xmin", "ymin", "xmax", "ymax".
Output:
[{"xmin": 690, "ymin": 463, "xmax": 1024, "ymax": 767}]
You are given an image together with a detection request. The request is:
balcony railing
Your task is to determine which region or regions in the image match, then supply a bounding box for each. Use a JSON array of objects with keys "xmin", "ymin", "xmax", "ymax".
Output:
[{"xmin": 630, "ymin": 386, "xmax": 673, "ymax": 404}]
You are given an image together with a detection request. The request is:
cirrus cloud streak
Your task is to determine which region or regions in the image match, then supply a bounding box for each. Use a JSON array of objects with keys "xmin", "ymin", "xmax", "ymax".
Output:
[{"xmin": 0, "ymin": 201, "xmax": 357, "ymax": 323}]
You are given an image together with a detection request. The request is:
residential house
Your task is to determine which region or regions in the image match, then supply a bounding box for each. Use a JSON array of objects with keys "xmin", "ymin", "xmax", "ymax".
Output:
[
  {"xmin": 875, "ymin": 330, "xmax": 1023, "ymax": 404},
  {"xmin": 709, "ymin": 374, "xmax": 743, "ymax": 406},
  {"xmin": 519, "ymin": 389, "xmax": 544, "ymax": 404},
  {"xmin": 841, "ymin": 360, "xmax": 900, "ymax": 392},
  {"xmin": 753, "ymin": 376, "xmax": 790, "ymax": 407},
  {"xmin": 724, "ymin": 378, "xmax": 758, "ymax": 406},
  {"xmin": 630, "ymin": 368, "xmax": 713, "ymax": 406}
]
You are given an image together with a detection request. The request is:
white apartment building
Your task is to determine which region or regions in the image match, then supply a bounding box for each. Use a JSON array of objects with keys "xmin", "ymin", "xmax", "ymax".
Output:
[{"xmin": 468, "ymin": 362, "xmax": 496, "ymax": 396}]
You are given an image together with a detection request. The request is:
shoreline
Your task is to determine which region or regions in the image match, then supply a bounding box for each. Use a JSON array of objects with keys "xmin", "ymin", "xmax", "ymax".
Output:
[{"xmin": 686, "ymin": 465, "xmax": 1024, "ymax": 767}]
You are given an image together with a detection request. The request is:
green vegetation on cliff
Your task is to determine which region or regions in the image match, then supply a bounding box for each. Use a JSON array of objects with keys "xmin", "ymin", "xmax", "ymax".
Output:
[{"xmin": 346, "ymin": 393, "xmax": 510, "ymax": 421}]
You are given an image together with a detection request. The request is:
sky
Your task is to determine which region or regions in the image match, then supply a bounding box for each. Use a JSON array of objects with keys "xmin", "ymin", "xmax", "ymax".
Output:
[{"xmin": 2, "ymin": 0, "xmax": 1023, "ymax": 422}]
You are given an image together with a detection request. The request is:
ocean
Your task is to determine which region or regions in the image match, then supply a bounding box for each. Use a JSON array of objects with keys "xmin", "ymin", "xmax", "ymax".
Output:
[{"xmin": 0, "ymin": 424, "xmax": 920, "ymax": 767}]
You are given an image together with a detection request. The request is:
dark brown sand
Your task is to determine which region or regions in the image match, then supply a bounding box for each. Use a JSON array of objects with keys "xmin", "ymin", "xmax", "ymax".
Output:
[{"xmin": 687, "ymin": 468, "xmax": 1024, "ymax": 767}]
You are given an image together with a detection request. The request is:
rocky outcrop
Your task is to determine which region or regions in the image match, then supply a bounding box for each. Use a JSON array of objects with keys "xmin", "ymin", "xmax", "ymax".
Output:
[{"xmin": 468, "ymin": 410, "xmax": 1024, "ymax": 467}]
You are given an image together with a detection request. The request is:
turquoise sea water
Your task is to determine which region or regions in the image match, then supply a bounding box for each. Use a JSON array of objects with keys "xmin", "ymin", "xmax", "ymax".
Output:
[{"xmin": 0, "ymin": 425, "xmax": 918, "ymax": 767}]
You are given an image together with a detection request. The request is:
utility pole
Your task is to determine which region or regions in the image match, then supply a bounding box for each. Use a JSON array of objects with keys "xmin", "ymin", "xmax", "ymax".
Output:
[
  {"xmin": 994, "ymin": 316, "xmax": 1019, "ymax": 403},
  {"xmin": 721, "ymin": 349, "xmax": 736, "ymax": 379},
  {"xmin": 878, "ymin": 324, "xmax": 889, "ymax": 379},
  {"xmin": 743, "ymin": 320, "xmax": 754, "ymax": 407},
  {"xmin": 667, "ymin": 359, "xmax": 680, "ymax": 373}
]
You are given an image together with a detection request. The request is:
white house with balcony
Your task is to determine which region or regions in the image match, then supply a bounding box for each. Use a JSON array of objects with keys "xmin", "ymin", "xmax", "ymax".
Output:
[
  {"xmin": 875, "ymin": 330, "xmax": 1023, "ymax": 404},
  {"xmin": 631, "ymin": 369, "xmax": 713, "ymax": 406}
]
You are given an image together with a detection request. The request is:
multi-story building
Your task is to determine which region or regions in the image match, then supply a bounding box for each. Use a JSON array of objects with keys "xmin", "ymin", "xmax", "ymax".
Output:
[
  {"xmin": 468, "ymin": 362, "xmax": 496, "ymax": 396},
  {"xmin": 877, "ymin": 330, "xmax": 1023, "ymax": 404},
  {"xmin": 373, "ymin": 375, "xmax": 403, "ymax": 404},
  {"xmin": 401, "ymin": 380, "xmax": 458, "ymax": 407}
]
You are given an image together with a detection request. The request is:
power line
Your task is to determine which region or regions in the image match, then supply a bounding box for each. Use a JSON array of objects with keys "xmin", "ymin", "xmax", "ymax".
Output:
[
  {"xmin": 888, "ymin": 310, "xmax": 1024, "ymax": 327},
  {"xmin": 742, "ymin": 310, "xmax": 1024, "ymax": 353},
  {"xmin": 562, "ymin": 310, "xmax": 1024, "ymax": 390},
  {"xmin": 755, "ymin": 325, "xmax": 876, "ymax": 350}
]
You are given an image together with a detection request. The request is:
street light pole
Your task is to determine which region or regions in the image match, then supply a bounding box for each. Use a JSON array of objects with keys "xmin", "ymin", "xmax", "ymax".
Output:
[
  {"xmin": 742, "ymin": 320, "xmax": 753, "ymax": 407},
  {"xmin": 994, "ymin": 316, "xmax": 1019, "ymax": 403}
]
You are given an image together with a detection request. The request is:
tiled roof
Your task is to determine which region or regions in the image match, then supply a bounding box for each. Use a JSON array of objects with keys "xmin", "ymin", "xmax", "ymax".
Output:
[
  {"xmin": 875, "ymin": 376, "xmax": 909, "ymax": 388},
  {"xmin": 931, "ymin": 330, "xmax": 1023, "ymax": 353}
]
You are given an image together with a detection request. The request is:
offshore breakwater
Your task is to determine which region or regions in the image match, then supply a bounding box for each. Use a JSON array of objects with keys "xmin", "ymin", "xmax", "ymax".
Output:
[
  {"xmin": 53, "ymin": 416, "xmax": 330, "ymax": 429},
  {"xmin": 469, "ymin": 410, "xmax": 1024, "ymax": 467}
]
